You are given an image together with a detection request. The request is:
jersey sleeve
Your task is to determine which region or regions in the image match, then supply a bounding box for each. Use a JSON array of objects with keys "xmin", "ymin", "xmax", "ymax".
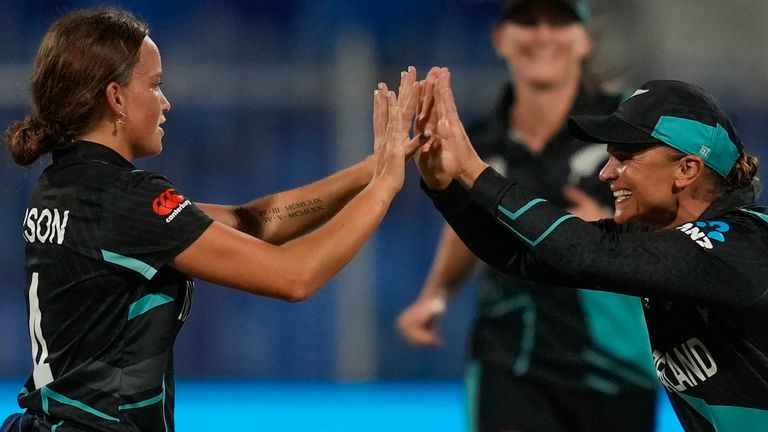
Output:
[
  {"xmin": 99, "ymin": 170, "xmax": 213, "ymax": 279},
  {"xmin": 429, "ymin": 167, "xmax": 768, "ymax": 309}
]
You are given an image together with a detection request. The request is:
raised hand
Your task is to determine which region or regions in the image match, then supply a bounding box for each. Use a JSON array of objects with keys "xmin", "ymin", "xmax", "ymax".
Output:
[
  {"xmin": 416, "ymin": 70, "xmax": 488, "ymax": 190},
  {"xmin": 371, "ymin": 89, "xmax": 406, "ymax": 193},
  {"xmin": 416, "ymin": 67, "xmax": 448, "ymax": 145},
  {"xmin": 395, "ymin": 66, "xmax": 422, "ymax": 159},
  {"xmin": 372, "ymin": 82, "xmax": 390, "ymax": 154}
]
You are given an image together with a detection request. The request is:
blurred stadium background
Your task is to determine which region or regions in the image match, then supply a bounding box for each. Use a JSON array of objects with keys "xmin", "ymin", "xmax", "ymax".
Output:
[{"xmin": 0, "ymin": 1, "xmax": 765, "ymax": 430}]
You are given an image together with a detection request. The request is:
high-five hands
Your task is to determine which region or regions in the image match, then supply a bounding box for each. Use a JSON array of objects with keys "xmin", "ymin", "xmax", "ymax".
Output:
[
  {"xmin": 371, "ymin": 66, "xmax": 421, "ymax": 193},
  {"xmin": 414, "ymin": 68, "xmax": 488, "ymax": 190},
  {"xmin": 371, "ymin": 66, "xmax": 488, "ymax": 192}
]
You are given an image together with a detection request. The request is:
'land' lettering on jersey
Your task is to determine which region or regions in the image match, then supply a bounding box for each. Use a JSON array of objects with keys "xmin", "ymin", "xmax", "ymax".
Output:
[
  {"xmin": 653, "ymin": 337, "xmax": 718, "ymax": 392},
  {"xmin": 23, "ymin": 208, "xmax": 70, "ymax": 244}
]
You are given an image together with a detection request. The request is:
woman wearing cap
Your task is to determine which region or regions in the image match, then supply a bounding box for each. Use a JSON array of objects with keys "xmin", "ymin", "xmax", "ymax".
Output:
[
  {"xmin": 416, "ymin": 72, "xmax": 767, "ymax": 432},
  {"xmin": 398, "ymin": 1, "xmax": 658, "ymax": 431}
]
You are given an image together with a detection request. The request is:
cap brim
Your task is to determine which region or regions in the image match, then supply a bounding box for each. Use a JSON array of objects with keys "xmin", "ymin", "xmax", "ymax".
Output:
[{"xmin": 568, "ymin": 114, "xmax": 664, "ymax": 145}]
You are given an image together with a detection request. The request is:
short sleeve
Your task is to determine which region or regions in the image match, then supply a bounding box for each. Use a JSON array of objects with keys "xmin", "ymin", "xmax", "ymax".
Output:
[{"xmin": 99, "ymin": 170, "xmax": 213, "ymax": 279}]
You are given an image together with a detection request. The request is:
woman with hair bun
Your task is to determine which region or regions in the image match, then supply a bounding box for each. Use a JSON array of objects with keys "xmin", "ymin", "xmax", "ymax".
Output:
[{"xmin": 3, "ymin": 7, "xmax": 420, "ymax": 432}]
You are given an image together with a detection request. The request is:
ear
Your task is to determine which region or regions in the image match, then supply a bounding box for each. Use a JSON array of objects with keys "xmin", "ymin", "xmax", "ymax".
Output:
[
  {"xmin": 574, "ymin": 26, "xmax": 593, "ymax": 59},
  {"xmin": 491, "ymin": 25, "xmax": 509, "ymax": 59},
  {"xmin": 674, "ymin": 155, "xmax": 706, "ymax": 188},
  {"xmin": 104, "ymin": 82, "xmax": 126, "ymax": 116}
]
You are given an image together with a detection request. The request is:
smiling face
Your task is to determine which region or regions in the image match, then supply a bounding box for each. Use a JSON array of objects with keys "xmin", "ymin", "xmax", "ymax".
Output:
[
  {"xmin": 599, "ymin": 143, "xmax": 685, "ymax": 228},
  {"xmin": 493, "ymin": 1, "xmax": 591, "ymax": 88},
  {"xmin": 120, "ymin": 36, "xmax": 171, "ymax": 159}
]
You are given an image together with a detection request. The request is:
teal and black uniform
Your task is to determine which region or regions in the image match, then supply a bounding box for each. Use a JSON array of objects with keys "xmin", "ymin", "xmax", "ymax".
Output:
[
  {"xmin": 425, "ymin": 166, "xmax": 768, "ymax": 432},
  {"xmin": 464, "ymin": 84, "xmax": 658, "ymax": 432},
  {"xmin": 17, "ymin": 141, "xmax": 213, "ymax": 431}
]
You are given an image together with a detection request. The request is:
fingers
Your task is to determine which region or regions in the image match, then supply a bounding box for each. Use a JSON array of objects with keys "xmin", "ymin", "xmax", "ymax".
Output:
[
  {"xmin": 563, "ymin": 185, "xmax": 592, "ymax": 206},
  {"xmin": 396, "ymin": 303, "xmax": 443, "ymax": 347},
  {"xmin": 417, "ymin": 68, "xmax": 441, "ymax": 128},
  {"xmin": 372, "ymin": 83, "xmax": 390, "ymax": 152},
  {"xmin": 563, "ymin": 186, "xmax": 612, "ymax": 221},
  {"xmin": 395, "ymin": 66, "xmax": 420, "ymax": 139},
  {"xmin": 418, "ymin": 67, "xmax": 450, "ymax": 136}
]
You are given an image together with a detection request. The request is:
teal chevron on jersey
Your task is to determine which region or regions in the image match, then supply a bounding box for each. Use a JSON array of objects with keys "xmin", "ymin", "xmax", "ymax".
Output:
[
  {"xmin": 498, "ymin": 214, "xmax": 577, "ymax": 247},
  {"xmin": 740, "ymin": 208, "xmax": 768, "ymax": 224},
  {"xmin": 498, "ymin": 198, "xmax": 546, "ymax": 220},
  {"xmin": 41, "ymin": 387, "xmax": 118, "ymax": 422},
  {"xmin": 678, "ymin": 392, "xmax": 768, "ymax": 432},
  {"xmin": 128, "ymin": 294, "xmax": 174, "ymax": 320},
  {"xmin": 102, "ymin": 249, "xmax": 158, "ymax": 279}
]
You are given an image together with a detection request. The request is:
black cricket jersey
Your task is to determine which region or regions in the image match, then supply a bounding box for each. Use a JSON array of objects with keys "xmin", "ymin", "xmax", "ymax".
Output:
[
  {"xmin": 18, "ymin": 141, "xmax": 213, "ymax": 431},
  {"xmin": 465, "ymin": 84, "xmax": 657, "ymax": 393},
  {"xmin": 426, "ymin": 168, "xmax": 768, "ymax": 432}
]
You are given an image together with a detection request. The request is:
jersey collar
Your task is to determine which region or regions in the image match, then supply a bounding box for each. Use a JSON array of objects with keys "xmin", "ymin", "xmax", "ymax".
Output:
[{"xmin": 52, "ymin": 140, "xmax": 134, "ymax": 168}]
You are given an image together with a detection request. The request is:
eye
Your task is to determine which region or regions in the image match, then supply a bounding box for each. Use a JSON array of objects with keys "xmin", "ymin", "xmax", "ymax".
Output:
[{"xmin": 610, "ymin": 151, "xmax": 633, "ymax": 162}]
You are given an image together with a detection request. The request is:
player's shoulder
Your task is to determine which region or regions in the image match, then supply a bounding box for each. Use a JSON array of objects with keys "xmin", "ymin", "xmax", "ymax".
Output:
[{"xmin": 111, "ymin": 168, "xmax": 175, "ymax": 191}]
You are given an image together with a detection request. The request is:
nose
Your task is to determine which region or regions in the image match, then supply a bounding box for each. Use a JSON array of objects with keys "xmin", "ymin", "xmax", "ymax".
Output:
[
  {"xmin": 161, "ymin": 90, "xmax": 171, "ymax": 113},
  {"xmin": 533, "ymin": 21, "xmax": 554, "ymax": 38},
  {"xmin": 599, "ymin": 157, "xmax": 619, "ymax": 183}
]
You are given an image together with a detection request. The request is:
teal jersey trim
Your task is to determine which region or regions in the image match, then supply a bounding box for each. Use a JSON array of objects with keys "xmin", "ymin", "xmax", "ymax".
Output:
[
  {"xmin": 101, "ymin": 249, "xmax": 157, "ymax": 280},
  {"xmin": 584, "ymin": 373, "xmax": 620, "ymax": 395},
  {"xmin": 578, "ymin": 290, "xmax": 657, "ymax": 391},
  {"xmin": 51, "ymin": 421, "xmax": 64, "ymax": 432},
  {"xmin": 651, "ymin": 116, "xmax": 739, "ymax": 177},
  {"xmin": 498, "ymin": 214, "xmax": 577, "ymax": 247},
  {"xmin": 498, "ymin": 198, "xmax": 546, "ymax": 220},
  {"xmin": 678, "ymin": 392, "xmax": 768, "ymax": 432},
  {"xmin": 465, "ymin": 361, "xmax": 481, "ymax": 432},
  {"xmin": 479, "ymin": 293, "xmax": 537, "ymax": 375},
  {"xmin": 19, "ymin": 386, "xmax": 28, "ymax": 396},
  {"xmin": 128, "ymin": 294, "xmax": 174, "ymax": 321},
  {"xmin": 119, "ymin": 392, "xmax": 163, "ymax": 410},
  {"xmin": 41, "ymin": 387, "xmax": 119, "ymax": 422},
  {"xmin": 739, "ymin": 208, "xmax": 768, "ymax": 224},
  {"xmin": 582, "ymin": 348, "xmax": 657, "ymax": 390}
]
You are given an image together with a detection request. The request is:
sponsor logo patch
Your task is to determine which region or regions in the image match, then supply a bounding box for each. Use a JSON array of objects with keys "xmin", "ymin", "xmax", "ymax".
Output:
[
  {"xmin": 676, "ymin": 220, "xmax": 729, "ymax": 249},
  {"xmin": 152, "ymin": 188, "xmax": 185, "ymax": 216}
]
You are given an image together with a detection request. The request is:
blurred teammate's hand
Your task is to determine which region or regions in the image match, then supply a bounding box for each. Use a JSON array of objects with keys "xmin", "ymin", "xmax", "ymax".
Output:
[
  {"xmin": 563, "ymin": 186, "xmax": 612, "ymax": 221},
  {"xmin": 397, "ymin": 294, "xmax": 446, "ymax": 347}
]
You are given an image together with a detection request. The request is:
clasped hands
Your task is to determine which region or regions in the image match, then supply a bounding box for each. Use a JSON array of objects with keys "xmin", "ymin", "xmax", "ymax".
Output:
[{"xmin": 371, "ymin": 66, "xmax": 489, "ymax": 192}]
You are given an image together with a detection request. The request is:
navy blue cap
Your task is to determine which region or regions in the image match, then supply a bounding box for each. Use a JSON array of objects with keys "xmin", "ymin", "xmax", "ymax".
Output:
[
  {"xmin": 568, "ymin": 80, "xmax": 743, "ymax": 177},
  {"xmin": 499, "ymin": 0, "xmax": 590, "ymax": 23}
]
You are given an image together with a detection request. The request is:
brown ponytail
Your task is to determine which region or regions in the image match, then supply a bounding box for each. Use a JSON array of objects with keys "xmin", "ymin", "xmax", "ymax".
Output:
[
  {"xmin": 708, "ymin": 152, "xmax": 761, "ymax": 197},
  {"xmin": 4, "ymin": 7, "xmax": 148, "ymax": 166}
]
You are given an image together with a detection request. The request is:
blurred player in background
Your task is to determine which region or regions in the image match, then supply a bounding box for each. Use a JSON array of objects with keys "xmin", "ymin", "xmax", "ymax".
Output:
[{"xmin": 398, "ymin": 1, "xmax": 658, "ymax": 431}]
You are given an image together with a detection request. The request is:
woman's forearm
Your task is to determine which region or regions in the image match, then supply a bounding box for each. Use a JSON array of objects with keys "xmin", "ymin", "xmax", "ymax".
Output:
[{"xmin": 197, "ymin": 155, "xmax": 375, "ymax": 243}]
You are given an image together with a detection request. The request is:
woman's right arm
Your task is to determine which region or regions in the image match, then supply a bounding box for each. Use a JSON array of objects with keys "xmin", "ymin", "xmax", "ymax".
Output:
[{"xmin": 171, "ymin": 178, "xmax": 396, "ymax": 302}]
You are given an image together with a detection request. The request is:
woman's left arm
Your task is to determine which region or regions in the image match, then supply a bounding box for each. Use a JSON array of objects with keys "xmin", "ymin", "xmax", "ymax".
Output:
[
  {"xmin": 195, "ymin": 157, "xmax": 375, "ymax": 244},
  {"xmin": 197, "ymin": 66, "xmax": 422, "ymax": 244}
]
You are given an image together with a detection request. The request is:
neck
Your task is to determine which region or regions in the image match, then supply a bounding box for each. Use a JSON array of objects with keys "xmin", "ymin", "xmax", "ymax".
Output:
[
  {"xmin": 510, "ymin": 73, "xmax": 581, "ymax": 153},
  {"xmin": 661, "ymin": 194, "xmax": 717, "ymax": 230},
  {"xmin": 77, "ymin": 123, "xmax": 135, "ymax": 161}
]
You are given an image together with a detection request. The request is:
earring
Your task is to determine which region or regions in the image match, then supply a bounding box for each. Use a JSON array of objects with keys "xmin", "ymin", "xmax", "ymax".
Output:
[{"xmin": 112, "ymin": 112, "xmax": 126, "ymax": 136}]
